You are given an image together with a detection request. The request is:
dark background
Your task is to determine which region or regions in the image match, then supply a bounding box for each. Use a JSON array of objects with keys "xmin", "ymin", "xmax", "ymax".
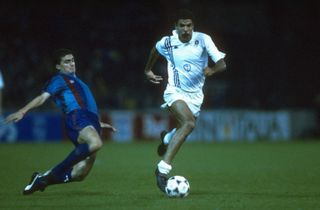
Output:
[{"xmin": 1, "ymin": 0, "xmax": 319, "ymax": 111}]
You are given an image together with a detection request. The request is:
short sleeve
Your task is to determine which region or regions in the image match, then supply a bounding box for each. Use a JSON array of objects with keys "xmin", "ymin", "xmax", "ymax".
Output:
[
  {"xmin": 155, "ymin": 36, "xmax": 169, "ymax": 57},
  {"xmin": 204, "ymin": 34, "xmax": 226, "ymax": 63},
  {"xmin": 42, "ymin": 75, "xmax": 64, "ymax": 96}
]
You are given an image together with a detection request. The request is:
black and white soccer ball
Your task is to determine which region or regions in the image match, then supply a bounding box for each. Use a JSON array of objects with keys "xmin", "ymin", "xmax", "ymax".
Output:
[{"xmin": 165, "ymin": 175, "xmax": 190, "ymax": 198}]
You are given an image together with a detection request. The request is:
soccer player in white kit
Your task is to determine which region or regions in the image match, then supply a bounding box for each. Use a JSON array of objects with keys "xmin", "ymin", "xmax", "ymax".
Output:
[{"xmin": 144, "ymin": 9, "xmax": 227, "ymax": 193}]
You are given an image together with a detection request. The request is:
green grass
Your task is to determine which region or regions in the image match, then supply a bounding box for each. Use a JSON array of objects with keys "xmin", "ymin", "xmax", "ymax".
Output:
[{"xmin": 1, "ymin": 140, "xmax": 320, "ymax": 210}]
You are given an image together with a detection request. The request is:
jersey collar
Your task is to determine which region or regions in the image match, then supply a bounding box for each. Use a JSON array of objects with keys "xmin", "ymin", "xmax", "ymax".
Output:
[{"xmin": 172, "ymin": 30, "xmax": 194, "ymax": 45}]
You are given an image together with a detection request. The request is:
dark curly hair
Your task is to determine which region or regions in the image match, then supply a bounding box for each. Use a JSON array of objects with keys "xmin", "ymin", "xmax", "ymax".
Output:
[
  {"xmin": 173, "ymin": 9, "xmax": 194, "ymax": 24},
  {"xmin": 52, "ymin": 48, "xmax": 74, "ymax": 65}
]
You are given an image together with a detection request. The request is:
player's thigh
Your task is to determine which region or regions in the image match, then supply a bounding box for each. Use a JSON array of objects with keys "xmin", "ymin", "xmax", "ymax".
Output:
[
  {"xmin": 78, "ymin": 125, "xmax": 102, "ymax": 145},
  {"xmin": 169, "ymin": 100, "xmax": 195, "ymax": 125}
]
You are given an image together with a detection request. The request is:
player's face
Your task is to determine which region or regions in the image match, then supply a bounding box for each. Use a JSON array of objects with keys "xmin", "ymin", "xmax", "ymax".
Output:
[
  {"xmin": 176, "ymin": 19, "xmax": 194, "ymax": 43},
  {"xmin": 57, "ymin": 54, "xmax": 76, "ymax": 74}
]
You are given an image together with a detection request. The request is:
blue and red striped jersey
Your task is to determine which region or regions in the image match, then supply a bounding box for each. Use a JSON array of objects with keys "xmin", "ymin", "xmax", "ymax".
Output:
[{"xmin": 43, "ymin": 73, "xmax": 98, "ymax": 115}]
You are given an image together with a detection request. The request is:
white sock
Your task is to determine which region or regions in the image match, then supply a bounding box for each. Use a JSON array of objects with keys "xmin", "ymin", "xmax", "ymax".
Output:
[
  {"xmin": 157, "ymin": 160, "xmax": 172, "ymax": 174},
  {"xmin": 163, "ymin": 128, "xmax": 177, "ymax": 145}
]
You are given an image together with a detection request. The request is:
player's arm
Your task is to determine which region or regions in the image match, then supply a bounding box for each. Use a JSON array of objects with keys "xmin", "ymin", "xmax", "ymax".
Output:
[
  {"xmin": 203, "ymin": 34, "xmax": 227, "ymax": 77},
  {"xmin": 204, "ymin": 58, "xmax": 226, "ymax": 77},
  {"xmin": 5, "ymin": 92, "xmax": 50, "ymax": 123},
  {"xmin": 144, "ymin": 47, "xmax": 163, "ymax": 84}
]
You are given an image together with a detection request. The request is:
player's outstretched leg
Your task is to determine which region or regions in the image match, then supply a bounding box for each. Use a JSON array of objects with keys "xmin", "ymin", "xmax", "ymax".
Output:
[{"xmin": 23, "ymin": 172, "xmax": 48, "ymax": 195}]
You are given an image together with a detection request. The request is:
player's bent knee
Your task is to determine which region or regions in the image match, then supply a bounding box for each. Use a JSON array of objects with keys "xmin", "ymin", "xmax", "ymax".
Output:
[
  {"xmin": 89, "ymin": 139, "xmax": 103, "ymax": 152},
  {"xmin": 79, "ymin": 126, "xmax": 103, "ymax": 152}
]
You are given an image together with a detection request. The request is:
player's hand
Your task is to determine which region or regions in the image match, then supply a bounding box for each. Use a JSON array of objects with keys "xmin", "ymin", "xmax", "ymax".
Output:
[
  {"xmin": 145, "ymin": 71, "xmax": 163, "ymax": 84},
  {"xmin": 100, "ymin": 122, "xmax": 117, "ymax": 132},
  {"xmin": 5, "ymin": 111, "xmax": 25, "ymax": 123},
  {"xmin": 204, "ymin": 67, "xmax": 215, "ymax": 77}
]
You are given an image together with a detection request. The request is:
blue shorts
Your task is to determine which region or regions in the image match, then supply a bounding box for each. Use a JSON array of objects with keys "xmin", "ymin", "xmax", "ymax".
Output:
[{"xmin": 64, "ymin": 109, "xmax": 101, "ymax": 146}]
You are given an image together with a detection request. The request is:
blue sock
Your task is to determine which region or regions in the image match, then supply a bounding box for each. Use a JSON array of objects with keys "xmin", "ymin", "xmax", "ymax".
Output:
[
  {"xmin": 60, "ymin": 168, "xmax": 73, "ymax": 183},
  {"xmin": 47, "ymin": 168, "xmax": 73, "ymax": 185},
  {"xmin": 49, "ymin": 143, "xmax": 90, "ymax": 182}
]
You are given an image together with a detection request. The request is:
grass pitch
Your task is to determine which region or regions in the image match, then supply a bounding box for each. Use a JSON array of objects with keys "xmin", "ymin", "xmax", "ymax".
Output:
[{"xmin": 0, "ymin": 140, "xmax": 320, "ymax": 210}]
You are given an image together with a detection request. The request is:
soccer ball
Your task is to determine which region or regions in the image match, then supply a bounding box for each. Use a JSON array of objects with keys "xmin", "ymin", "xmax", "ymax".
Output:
[{"xmin": 165, "ymin": 175, "xmax": 190, "ymax": 198}]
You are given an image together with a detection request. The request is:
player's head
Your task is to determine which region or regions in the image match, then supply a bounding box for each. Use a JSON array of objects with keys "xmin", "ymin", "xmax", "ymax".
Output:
[
  {"xmin": 53, "ymin": 48, "xmax": 76, "ymax": 74},
  {"xmin": 174, "ymin": 9, "xmax": 194, "ymax": 43}
]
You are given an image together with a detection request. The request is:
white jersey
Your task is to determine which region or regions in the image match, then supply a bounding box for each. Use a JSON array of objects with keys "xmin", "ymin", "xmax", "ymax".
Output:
[{"xmin": 156, "ymin": 30, "xmax": 225, "ymax": 92}]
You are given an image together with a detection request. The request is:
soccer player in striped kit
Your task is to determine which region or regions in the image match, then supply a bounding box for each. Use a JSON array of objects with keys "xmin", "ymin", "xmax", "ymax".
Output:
[
  {"xmin": 5, "ymin": 48, "xmax": 116, "ymax": 195},
  {"xmin": 144, "ymin": 9, "xmax": 227, "ymax": 193}
]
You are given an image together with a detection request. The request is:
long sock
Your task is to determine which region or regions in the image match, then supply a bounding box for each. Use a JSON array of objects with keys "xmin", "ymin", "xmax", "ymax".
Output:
[
  {"xmin": 164, "ymin": 128, "xmax": 177, "ymax": 145},
  {"xmin": 44, "ymin": 168, "xmax": 73, "ymax": 185},
  {"xmin": 49, "ymin": 143, "xmax": 90, "ymax": 182}
]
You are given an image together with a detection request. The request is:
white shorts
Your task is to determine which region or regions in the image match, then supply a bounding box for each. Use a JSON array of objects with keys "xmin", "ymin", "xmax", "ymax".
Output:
[{"xmin": 160, "ymin": 86, "xmax": 204, "ymax": 117}]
